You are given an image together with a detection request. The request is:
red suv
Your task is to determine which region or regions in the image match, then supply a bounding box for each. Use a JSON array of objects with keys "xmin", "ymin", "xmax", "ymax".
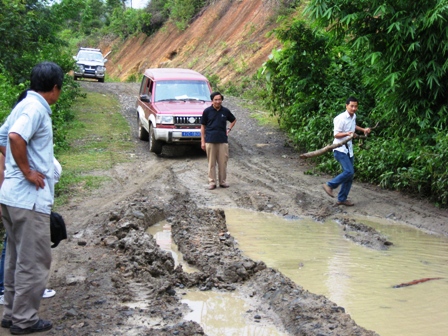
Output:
[{"xmin": 136, "ymin": 68, "xmax": 212, "ymax": 154}]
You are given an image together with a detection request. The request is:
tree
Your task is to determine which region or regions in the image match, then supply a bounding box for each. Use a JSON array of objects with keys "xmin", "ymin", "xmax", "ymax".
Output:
[
  {"xmin": 50, "ymin": 0, "xmax": 85, "ymax": 29},
  {"xmin": 80, "ymin": 0, "xmax": 106, "ymax": 35},
  {"xmin": 0, "ymin": 0, "xmax": 63, "ymax": 82}
]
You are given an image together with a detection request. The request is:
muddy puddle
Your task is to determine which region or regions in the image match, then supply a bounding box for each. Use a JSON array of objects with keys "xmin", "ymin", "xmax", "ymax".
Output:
[
  {"xmin": 225, "ymin": 208, "xmax": 448, "ymax": 336},
  {"xmin": 146, "ymin": 221, "xmax": 197, "ymax": 273},
  {"xmin": 147, "ymin": 221, "xmax": 288, "ymax": 335},
  {"xmin": 181, "ymin": 290, "xmax": 288, "ymax": 336}
]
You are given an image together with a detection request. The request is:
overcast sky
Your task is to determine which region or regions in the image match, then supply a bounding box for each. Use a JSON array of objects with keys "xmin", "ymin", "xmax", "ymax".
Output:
[{"xmin": 126, "ymin": 0, "xmax": 149, "ymax": 9}]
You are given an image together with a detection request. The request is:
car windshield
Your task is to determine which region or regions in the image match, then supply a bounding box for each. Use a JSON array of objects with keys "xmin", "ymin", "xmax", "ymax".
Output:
[
  {"xmin": 77, "ymin": 52, "xmax": 103, "ymax": 62},
  {"xmin": 154, "ymin": 80, "xmax": 211, "ymax": 102}
]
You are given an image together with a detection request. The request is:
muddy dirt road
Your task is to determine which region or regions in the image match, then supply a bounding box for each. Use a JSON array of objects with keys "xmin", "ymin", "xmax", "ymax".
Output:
[{"xmin": 3, "ymin": 82, "xmax": 446, "ymax": 336}]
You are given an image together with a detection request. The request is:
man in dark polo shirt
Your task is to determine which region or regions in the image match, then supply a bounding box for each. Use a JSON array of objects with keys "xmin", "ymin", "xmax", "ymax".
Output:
[{"xmin": 201, "ymin": 92, "xmax": 237, "ymax": 190}]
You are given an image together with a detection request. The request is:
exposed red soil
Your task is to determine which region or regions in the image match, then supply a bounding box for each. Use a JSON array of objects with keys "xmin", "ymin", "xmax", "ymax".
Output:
[{"xmin": 102, "ymin": 0, "xmax": 282, "ymax": 84}]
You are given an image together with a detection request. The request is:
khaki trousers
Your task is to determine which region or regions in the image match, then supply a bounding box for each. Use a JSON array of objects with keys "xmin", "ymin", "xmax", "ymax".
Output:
[
  {"xmin": 1, "ymin": 205, "xmax": 51, "ymax": 328},
  {"xmin": 205, "ymin": 143, "xmax": 229, "ymax": 186}
]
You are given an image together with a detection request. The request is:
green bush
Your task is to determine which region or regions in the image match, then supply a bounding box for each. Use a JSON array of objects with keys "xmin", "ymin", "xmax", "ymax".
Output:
[
  {"xmin": 259, "ymin": 20, "xmax": 374, "ymax": 152},
  {"xmin": 166, "ymin": 0, "xmax": 205, "ymax": 30},
  {"xmin": 0, "ymin": 71, "xmax": 23, "ymax": 123},
  {"xmin": 106, "ymin": 7, "xmax": 152, "ymax": 38},
  {"xmin": 0, "ymin": 1, "xmax": 83, "ymax": 154}
]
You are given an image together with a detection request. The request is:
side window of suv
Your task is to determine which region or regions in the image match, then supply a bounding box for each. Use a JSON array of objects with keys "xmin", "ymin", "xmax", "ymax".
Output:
[{"xmin": 140, "ymin": 76, "xmax": 153, "ymax": 102}]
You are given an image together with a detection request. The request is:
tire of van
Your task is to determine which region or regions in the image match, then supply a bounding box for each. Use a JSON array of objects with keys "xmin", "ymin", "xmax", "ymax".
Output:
[
  {"xmin": 138, "ymin": 116, "xmax": 149, "ymax": 141},
  {"xmin": 149, "ymin": 124, "xmax": 163, "ymax": 154}
]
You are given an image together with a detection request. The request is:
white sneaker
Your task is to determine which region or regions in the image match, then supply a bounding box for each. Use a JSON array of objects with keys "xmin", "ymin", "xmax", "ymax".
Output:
[
  {"xmin": 42, "ymin": 289, "xmax": 56, "ymax": 298},
  {"xmin": 0, "ymin": 295, "xmax": 4, "ymax": 305}
]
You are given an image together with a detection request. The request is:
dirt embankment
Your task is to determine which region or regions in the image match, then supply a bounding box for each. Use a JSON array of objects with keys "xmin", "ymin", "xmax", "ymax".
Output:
[
  {"xmin": 0, "ymin": 81, "xmax": 444, "ymax": 336},
  {"xmin": 102, "ymin": 0, "xmax": 282, "ymax": 84}
]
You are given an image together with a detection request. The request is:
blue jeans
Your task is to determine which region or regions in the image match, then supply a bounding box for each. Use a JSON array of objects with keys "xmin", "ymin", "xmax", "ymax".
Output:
[
  {"xmin": 0, "ymin": 235, "xmax": 6, "ymax": 294},
  {"xmin": 327, "ymin": 151, "xmax": 354, "ymax": 202}
]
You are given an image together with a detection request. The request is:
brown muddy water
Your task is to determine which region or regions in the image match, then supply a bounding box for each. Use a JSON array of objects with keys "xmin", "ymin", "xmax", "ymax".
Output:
[
  {"xmin": 181, "ymin": 290, "xmax": 288, "ymax": 335},
  {"xmin": 225, "ymin": 208, "xmax": 448, "ymax": 336},
  {"xmin": 147, "ymin": 222, "xmax": 289, "ymax": 335}
]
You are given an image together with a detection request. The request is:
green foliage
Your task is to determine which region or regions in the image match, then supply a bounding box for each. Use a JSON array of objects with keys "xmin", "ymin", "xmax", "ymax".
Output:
[
  {"xmin": 305, "ymin": 0, "xmax": 448, "ymax": 138},
  {"xmin": 0, "ymin": 0, "xmax": 65, "ymax": 83},
  {"xmin": 106, "ymin": 7, "xmax": 152, "ymax": 38},
  {"xmin": 0, "ymin": 71, "xmax": 23, "ymax": 123},
  {"xmin": 143, "ymin": 0, "xmax": 170, "ymax": 35},
  {"xmin": 125, "ymin": 73, "xmax": 139, "ymax": 82},
  {"xmin": 53, "ymin": 75, "xmax": 83, "ymax": 152},
  {"xmin": 50, "ymin": 0, "xmax": 85, "ymax": 30},
  {"xmin": 165, "ymin": 0, "xmax": 205, "ymax": 30},
  {"xmin": 80, "ymin": 0, "xmax": 105, "ymax": 35},
  {"xmin": 206, "ymin": 73, "xmax": 221, "ymax": 91},
  {"xmin": 259, "ymin": 20, "xmax": 374, "ymax": 152},
  {"xmin": 0, "ymin": 0, "xmax": 85, "ymax": 155},
  {"xmin": 260, "ymin": 1, "xmax": 448, "ymax": 206},
  {"xmin": 54, "ymin": 90, "xmax": 134, "ymax": 206}
]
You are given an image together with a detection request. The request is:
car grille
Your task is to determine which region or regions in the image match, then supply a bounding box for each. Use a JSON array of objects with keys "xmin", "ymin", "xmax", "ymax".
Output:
[
  {"xmin": 84, "ymin": 65, "xmax": 98, "ymax": 74},
  {"xmin": 174, "ymin": 116, "xmax": 202, "ymax": 125}
]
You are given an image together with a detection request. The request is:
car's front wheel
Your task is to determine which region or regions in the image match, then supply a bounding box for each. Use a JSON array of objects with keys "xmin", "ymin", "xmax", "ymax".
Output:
[
  {"xmin": 149, "ymin": 124, "xmax": 163, "ymax": 154},
  {"xmin": 138, "ymin": 116, "xmax": 149, "ymax": 141}
]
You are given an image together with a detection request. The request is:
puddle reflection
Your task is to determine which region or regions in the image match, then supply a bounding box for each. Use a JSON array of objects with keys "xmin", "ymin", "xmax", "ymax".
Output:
[
  {"xmin": 182, "ymin": 290, "xmax": 288, "ymax": 336},
  {"xmin": 225, "ymin": 208, "xmax": 448, "ymax": 336},
  {"xmin": 146, "ymin": 221, "xmax": 197, "ymax": 273}
]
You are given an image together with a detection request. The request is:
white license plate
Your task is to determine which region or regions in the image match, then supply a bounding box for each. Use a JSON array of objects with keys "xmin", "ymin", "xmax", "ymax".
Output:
[{"xmin": 182, "ymin": 132, "xmax": 201, "ymax": 137}]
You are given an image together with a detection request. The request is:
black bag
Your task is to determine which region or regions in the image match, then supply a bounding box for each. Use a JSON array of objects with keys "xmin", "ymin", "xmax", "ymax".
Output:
[{"xmin": 50, "ymin": 212, "xmax": 67, "ymax": 248}]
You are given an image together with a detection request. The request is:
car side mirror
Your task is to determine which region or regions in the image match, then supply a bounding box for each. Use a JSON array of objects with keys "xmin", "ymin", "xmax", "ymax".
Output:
[
  {"xmin": 104, "ymin": 59, "xmax": 108, "ymax": 63},
  {"xmin": 140, "ymin": 94, "xmax": 151, "ymax": 103},
  {"xmin": 73, "ymin": 56, "xmax": 77, "ymax": 61}
]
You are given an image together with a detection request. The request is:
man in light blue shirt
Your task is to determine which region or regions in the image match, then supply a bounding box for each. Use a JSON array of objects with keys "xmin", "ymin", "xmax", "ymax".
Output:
[
  {"xmin": 323, "ymin": 97, "xmax": 371, "ymax": 206},
  {"xmin": 0, "ymin": 61, "xmax": 63, "ymax": 335}
]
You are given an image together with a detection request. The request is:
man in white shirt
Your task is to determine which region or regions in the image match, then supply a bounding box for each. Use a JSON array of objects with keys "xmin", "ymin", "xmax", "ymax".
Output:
[
  {"xmin": 0, "ymin": 61, "xmax": 63, "ymax": 334},
  {"xmin": 323, "ymin": 97, "xmax": 371, "ymax": 206}
]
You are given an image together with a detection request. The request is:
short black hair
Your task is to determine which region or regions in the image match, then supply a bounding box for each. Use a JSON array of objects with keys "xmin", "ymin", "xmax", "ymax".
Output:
[
  {"xmin": 13, "ymin": 89, "xmax": 30, "ymax": 108},
  {"xmin": 30, "ymin": 61, "xmax": 64, "ymax": 92},
  {"xmin": 210, "ymin": 91, "xmax": 224, "ymax": 101},
  {"xmin": 346, "ymin": 96, "xmax": 358, "ymax": 105}
]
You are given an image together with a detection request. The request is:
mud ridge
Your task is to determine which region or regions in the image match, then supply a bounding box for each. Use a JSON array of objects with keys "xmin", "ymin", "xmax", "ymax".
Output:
[{"xmin": 67, "ymin": 190, "xmax": 378, "ymax": 335}]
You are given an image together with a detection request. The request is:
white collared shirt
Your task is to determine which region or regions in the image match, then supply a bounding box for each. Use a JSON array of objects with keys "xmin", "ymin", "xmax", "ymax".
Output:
[
  {"xmin": 332, "ymin": 110, "xmax": 356, "ymax": 157},
  {"xmin": 0, "ymin": 91, "xmax": 54, "ymax": 214}
]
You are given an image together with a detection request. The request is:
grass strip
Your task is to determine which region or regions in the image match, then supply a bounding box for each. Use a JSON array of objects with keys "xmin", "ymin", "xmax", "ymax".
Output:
[{"xmin": 54, "ymin": 89, "xmax": 134, "ymax": 207}]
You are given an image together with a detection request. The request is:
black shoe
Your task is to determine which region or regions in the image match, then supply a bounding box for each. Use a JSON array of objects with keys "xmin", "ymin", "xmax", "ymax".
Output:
[
  {"xmin": 10, "ymin": 319, "xmax": 52, "ymax": 335},
  {"xmin": 1, "ymin": 318, "xmax": 12, "ymax": 328}
]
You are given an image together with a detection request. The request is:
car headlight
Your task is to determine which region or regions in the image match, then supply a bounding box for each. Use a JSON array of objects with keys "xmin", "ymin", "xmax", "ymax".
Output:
[
  {"xmin": 76, "ymin": 64, "xmax": 84, "ymax": 71},
  {"xmin": 156, "ymin": 115, "xmax": 174, "ymax": 124},
  {"xmin": 97, "ymin": 66, "xmax": 105, "ymax": 71}
]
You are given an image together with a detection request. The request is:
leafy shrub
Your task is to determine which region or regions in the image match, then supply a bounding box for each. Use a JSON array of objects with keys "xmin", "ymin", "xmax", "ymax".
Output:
[
  {"xmin": 166, "ymin": 0, "xmax": 206, "ymax": 30},
  {"xmin": 142, "ymin": 0, "xmax": 170, "ymax": 35},
  {"xmin": 259, "ymin": 20, "xmax": 374, "ymax": 152},
  {"xmin": 205, "ymin": 73, "xmax": 221, "ymax": 92},
  {"xmin": 0, "ymin": 71, "xmax": 23, "ymax": 123},
  {"xmin": 106, "ymin": 8, "xmax": 152, "ymax": 38}
]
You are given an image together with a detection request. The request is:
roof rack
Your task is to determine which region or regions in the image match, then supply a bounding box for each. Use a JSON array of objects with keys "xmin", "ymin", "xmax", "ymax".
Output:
[{"xmin": 79, "ymin": 47, "xmax": 101, "ymax": 52}]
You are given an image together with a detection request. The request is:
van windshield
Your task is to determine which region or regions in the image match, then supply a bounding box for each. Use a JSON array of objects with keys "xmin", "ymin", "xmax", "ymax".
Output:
[{"xmin": 154, "ymin": 80, "xmax": 211, "ymax": 102}]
